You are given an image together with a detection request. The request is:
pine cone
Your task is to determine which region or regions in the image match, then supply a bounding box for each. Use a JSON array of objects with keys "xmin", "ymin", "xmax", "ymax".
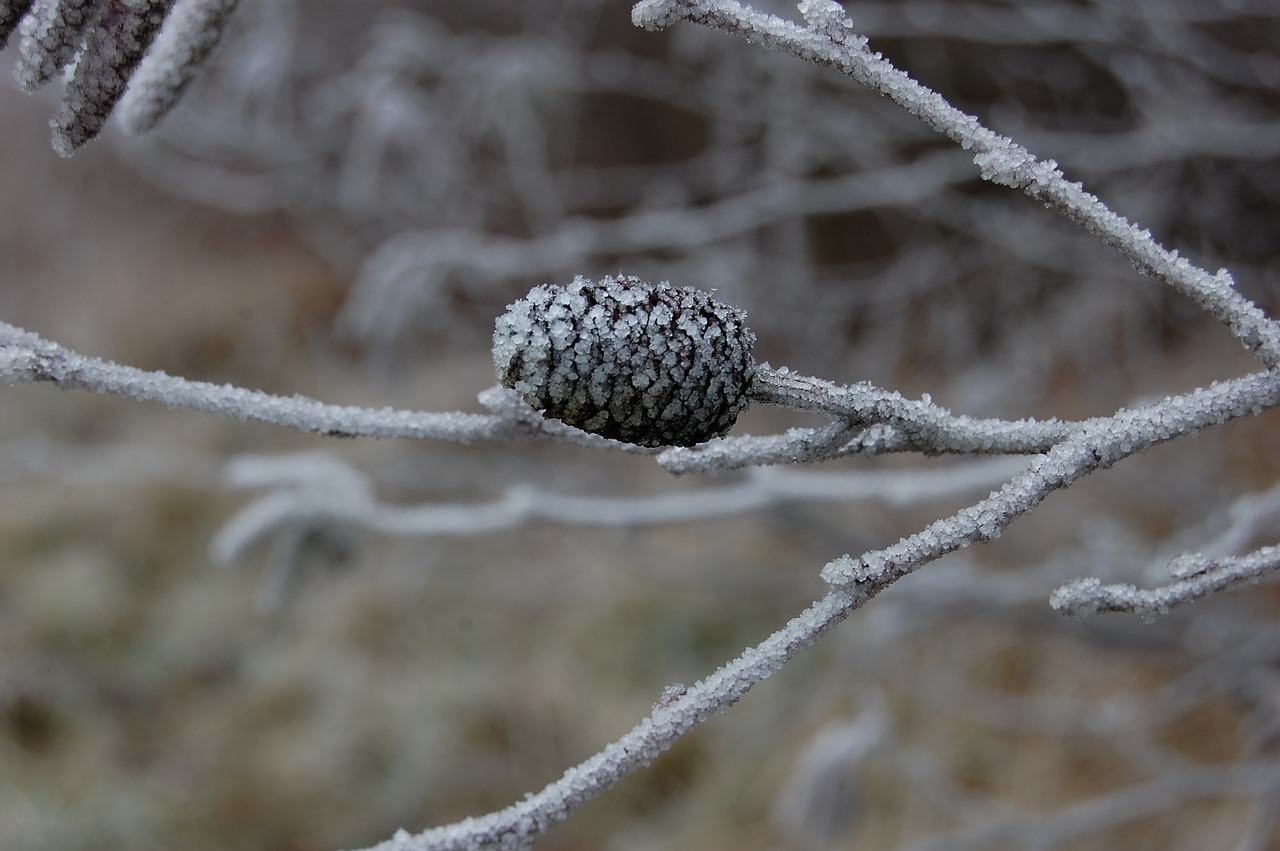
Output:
[{"xmin": 493, "ymin": 275, "xmax": 756, "ymax": 448}]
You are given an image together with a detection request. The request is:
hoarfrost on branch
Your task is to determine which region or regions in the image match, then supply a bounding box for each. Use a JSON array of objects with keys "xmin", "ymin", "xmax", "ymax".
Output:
[{"xmin": 2, "ymin": 1, "xmax": 1278, "ymax": 849}]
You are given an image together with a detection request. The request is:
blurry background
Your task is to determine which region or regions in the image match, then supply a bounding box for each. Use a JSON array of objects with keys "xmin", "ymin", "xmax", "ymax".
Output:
[{"xmin": 1, "ymin": 1, "xmax": 1279, "ymax": 849}]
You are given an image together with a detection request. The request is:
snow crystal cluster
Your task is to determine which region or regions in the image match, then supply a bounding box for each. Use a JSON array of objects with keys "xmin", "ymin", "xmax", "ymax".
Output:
[{"xmin": 493, "ymin": 275, "xmax": 756, "ymax": 448}]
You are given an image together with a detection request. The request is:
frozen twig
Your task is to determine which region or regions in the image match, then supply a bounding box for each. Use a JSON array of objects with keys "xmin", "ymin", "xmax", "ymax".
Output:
[
  {"xmin": 821, "ymin": 368, "xmax": 1280, "ymax": 587},
  {"xmin": 631, "ymin": 0, "xmax": 1280, "ymax": 367},
  {"xmin": 348, "ymin": 484, "xmax": 1280, "ymax": 851},
  {"xmin": 756, "ymin": 365, "xmax": 1071, "ymax": 450},
  {"xmin": 657, "ymin": 367, "xmax": 1075, "ymax": 474},
  {"xmin": 657, "ymin": 420, "xmax": 867, "ymax": 474},
  {"xmin": 0, "ymin": 320, "xmax": 648, "ymax": 449},
  {"xmin": 350, "ymin": 588, "xmax": 865, "ymax": 851},
  {"xmin": 212, "ymin": 450, "xmax": 1025, "ymax": 564},
  {"xmin": 1051, "ymin": 545, "xmax": 1280, "ymax": 620},
  {"xmin": 0, "ymin": 318, "xmax": 1091, "ymax": 472}
]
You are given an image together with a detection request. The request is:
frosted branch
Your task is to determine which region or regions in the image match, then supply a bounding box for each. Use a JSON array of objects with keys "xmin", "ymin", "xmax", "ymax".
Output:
[
  {"xmin": 1050, "ymin": 545, "xmax": 1280, "ymax": 620},
  {"xmin": 345, "ymin": 384, "xmax": 1280, "ymax": 851},
  {"xmin": 0, "ymin": 319, "xmax": 1093, "ymax": 472},
  {"xmin": 212, "ymin": 450, "xmax": 1024, "ymax": 564},
  {"xmin": 658, "ymin": 367, "xmax": 1075, "ymax": 474},
  {"xmin": 657, "ymin": 420, "xmax": 866, "ymax": 474},
  {"xmin": 0, "ymin": 320, "xmax": 649, "ymax": 449},
  {"xmin": 4, "ymin": 5, "xmax": 1278, "ymax": 847},
  {"xmin": 821, "ymin": 369, "xmax": 1280, "ymax": 587},
  {"xmin": 754, "ymin": 365, "xmax": 1071, "ymax": 451},
  {"xmin": 322, "ymin": 363, "xmax": 1274, "ymax": 849},
  {"xmin": 631, "ymin": 0, "xmax": 1280, "ymax": 367}
]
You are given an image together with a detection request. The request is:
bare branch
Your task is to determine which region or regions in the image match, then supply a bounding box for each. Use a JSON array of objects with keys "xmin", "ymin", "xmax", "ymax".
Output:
[
  {"xmin": 821, "ymin": 369, "xmax": 1280, "ymax": 587},
  {"xmin": 657, "ymin": 367, "xmax": 1076, "ymax": 474},
  {"xmin": 0, "ymin": 320, "xmax": 640, "ymax": 448},
  {"xmin": 631, "ymin": 0, "xmax": 1280, "ymax": 367},
  {"xmin": 1051, "ymin": 545, "xmax": 1280, "ymax": 620}
]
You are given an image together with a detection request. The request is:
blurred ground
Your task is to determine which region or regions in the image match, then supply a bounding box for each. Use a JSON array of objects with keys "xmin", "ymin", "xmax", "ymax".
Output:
[{"xmin": 1, "ymin": 3, "xmax": 1279, "ymax": 851}]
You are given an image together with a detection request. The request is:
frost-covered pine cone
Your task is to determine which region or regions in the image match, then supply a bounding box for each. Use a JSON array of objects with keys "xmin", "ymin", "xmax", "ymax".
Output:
[
  {"xmin": 3, "ymin": 0, "xmax": 239, "ymax": 156},
  {"xmin": 493, "ymin": 276, "xmax": 756, "ymax": 448}
]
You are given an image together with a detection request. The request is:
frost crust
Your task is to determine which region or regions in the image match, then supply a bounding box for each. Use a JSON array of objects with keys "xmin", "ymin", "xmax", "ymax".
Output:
[{"xmin": 493, "ymin": 275, "xmax": 756, "ymax": 448}]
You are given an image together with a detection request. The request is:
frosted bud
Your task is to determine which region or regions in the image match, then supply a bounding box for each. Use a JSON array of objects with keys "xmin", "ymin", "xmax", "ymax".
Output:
[{"xmin": 493, "ymin": 275, "xmax": 756, "ymax": 447}]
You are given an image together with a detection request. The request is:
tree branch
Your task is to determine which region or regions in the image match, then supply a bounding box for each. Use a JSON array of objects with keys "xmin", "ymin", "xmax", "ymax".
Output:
[
  {"xmin": 1051, "ymin": 545, "xmax": 1280, "ymax": 620},
  {"xmin": 631, "ymin": 0, "xmax": 1280, "ymax": 367}
]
